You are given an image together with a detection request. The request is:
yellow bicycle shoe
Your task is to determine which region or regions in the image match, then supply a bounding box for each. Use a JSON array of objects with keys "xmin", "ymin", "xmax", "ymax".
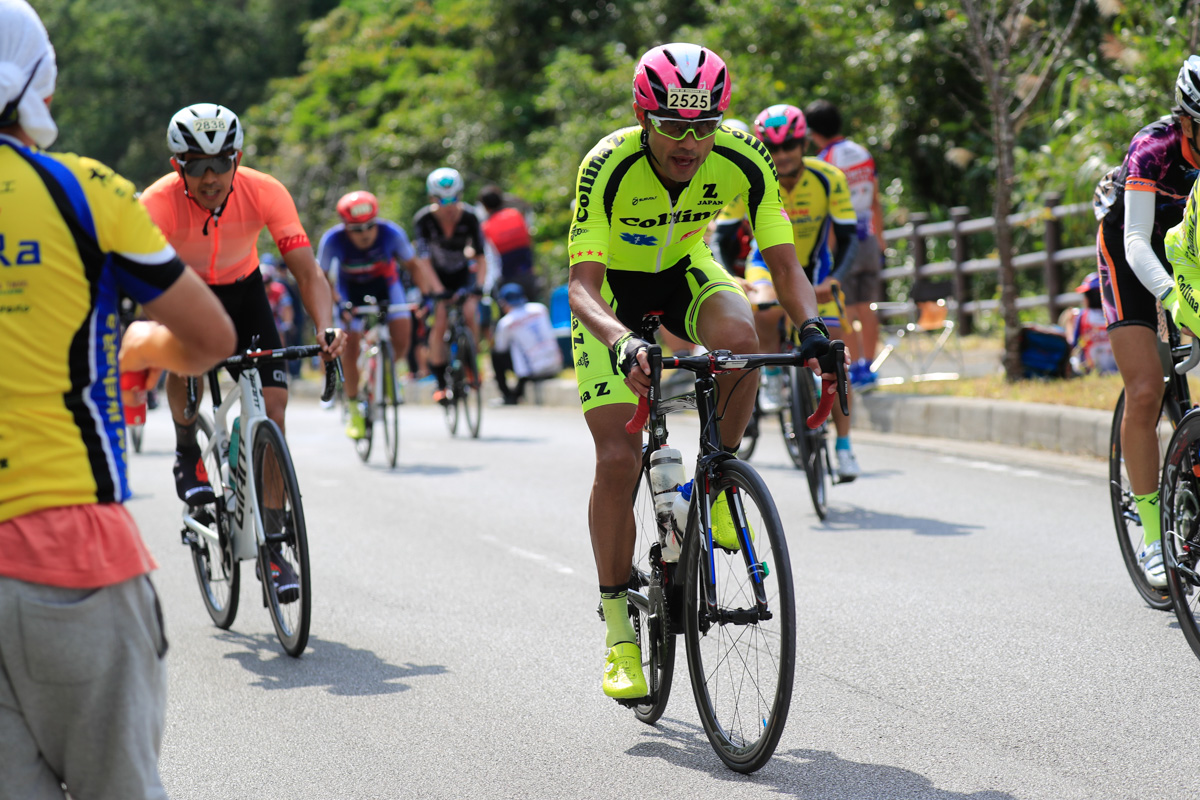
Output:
[
  {"xmin": 602, "ymin": 642, "xmax": 648, "ymax": 699},
  {"xmin": 345, "ymin": 405, "xmax": 367, "ymax": 440},
  {"xmin": 710, "ymin": 491, "xmax": 754, "ymax": 551}
]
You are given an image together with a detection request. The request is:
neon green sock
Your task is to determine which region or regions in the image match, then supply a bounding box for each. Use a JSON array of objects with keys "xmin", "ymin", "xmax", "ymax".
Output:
[
  {"xmin": 600, "ymin": 588, "xmax": 635, "ymax": 648},
  {"xmin": 1135, "ymin": 491, "xmax": 1161, "ymax": 545}
]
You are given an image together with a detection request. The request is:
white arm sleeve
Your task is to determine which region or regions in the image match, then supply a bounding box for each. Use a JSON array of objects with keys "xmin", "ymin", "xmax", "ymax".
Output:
[{"xmin": 1125, "ymin": 189, "xmax": 1175, "ymax": 299}]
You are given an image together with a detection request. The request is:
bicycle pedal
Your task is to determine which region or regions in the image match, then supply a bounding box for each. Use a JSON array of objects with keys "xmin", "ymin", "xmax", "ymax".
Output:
[{"xmin": 614, "ymin": 693, "xmax": 653, "ymax": 708}]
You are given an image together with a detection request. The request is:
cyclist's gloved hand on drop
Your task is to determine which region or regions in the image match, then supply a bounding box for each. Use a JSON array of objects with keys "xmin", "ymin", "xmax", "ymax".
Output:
[
  {"xmin": 793, "ymin": 319, "xmax": 843, "ymax": 382},
  {"xmin": 1163, "ymin": 283, "xmax": 1200, "ymax": 338},
  {"xmin": 320, "ymin": 327, "xmax": 347, "ymax": 360},
  {"xmin": 614, "ymin": 331, "xmax": 653, "ymax": 397}
]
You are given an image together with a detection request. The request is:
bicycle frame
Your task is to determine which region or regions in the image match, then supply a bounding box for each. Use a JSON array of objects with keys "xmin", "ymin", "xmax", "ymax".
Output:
[{"xmin": 181, "ymin": 366, "xmax": 274, "ymax": 563}]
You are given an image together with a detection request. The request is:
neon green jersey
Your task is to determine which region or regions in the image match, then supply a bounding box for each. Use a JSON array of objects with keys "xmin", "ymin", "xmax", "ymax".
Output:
[
  {"xmin": 568, "ymin": 125, "xmax": 794, "ymax": 274},
  {"xmin": 1164, "ymin": 181, "xmax": 1200, "ymax": 335}
]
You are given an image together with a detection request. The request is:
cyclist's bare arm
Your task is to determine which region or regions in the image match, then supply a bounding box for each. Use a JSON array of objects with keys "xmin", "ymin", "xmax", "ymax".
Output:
[
  {"xmin": 121, "ymin": 267, "xmax": 235, "ymax": 375},
  {"xmin": 283, "ymin": 245, "xmax": 346, "ymax": 358},
  {"xmin": 568, "ymin": 259, "xmax": 651, "ymax": 395}
]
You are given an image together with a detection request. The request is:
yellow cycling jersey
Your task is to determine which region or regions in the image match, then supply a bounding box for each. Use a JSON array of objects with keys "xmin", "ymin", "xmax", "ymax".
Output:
[
  {"xmin": 0, "ymin": 135, "xmax": 184, "ymax": 522},
  {"xmin": 715, "ymin": 194, "xmax": 747, "ymax": 224},
  {"xmin": 780, "ymin": 157, "xmax": 857, "ymax": 272},
  {"xmin": 568, "ymin": 124, "xmax": 793, "ymax": 273}
]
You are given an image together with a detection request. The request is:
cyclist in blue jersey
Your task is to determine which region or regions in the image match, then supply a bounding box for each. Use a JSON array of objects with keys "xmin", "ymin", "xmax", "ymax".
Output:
[{"xmin": 319, "ymin": 191, "xmax": 443, "ymax": 439}]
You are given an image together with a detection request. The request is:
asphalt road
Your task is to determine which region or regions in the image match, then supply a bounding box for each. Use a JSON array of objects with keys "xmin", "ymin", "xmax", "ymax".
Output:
[{"xmin": 123, "ymin": 398, "xmax": 1199, "ymax": 799}]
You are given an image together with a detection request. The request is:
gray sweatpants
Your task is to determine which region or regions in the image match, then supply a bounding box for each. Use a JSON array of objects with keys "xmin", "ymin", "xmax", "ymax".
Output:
[{"xmin": 0, "ymin": 574, "xmax": 168, "ymax": 800}]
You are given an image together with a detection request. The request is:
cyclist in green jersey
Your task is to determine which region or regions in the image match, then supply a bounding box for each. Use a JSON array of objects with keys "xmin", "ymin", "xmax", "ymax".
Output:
[{"xmin": 568, "ymin": 42, "xmax": 837, "ymax": 700}]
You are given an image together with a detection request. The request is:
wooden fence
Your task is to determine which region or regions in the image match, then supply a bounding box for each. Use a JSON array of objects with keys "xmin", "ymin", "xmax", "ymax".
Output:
[{"xmin": 878, "ymin": 192, "xmax": 1095, "ymax": 334}]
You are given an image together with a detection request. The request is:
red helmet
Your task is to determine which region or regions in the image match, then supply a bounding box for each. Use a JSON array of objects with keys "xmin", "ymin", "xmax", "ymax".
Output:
[
  {"xmin": 336, "ymin": 191, "xmax": 379, "ymax": 225},
  {"xmin": 632, "ymin": 43, "xmax": 731, "ymax": 120},
  {"xmin": 753, "ymin": 104, "xmax": 806, "ymax": 146}
]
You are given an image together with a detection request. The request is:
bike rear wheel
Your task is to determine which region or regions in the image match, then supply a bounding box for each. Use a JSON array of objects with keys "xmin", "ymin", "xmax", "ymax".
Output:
[
  {"xmin": 683, "ymin": 459, "xmax": 795, "ymax": 773},
  {"xmin": 1160, "ymin": 410, "xmax": 1200, "ymax": 661},
  {"xmin": 252, "ymin": 420, "xmax": 312, "ymax": 657},
  {"xmin": 190, "ymin": 414, "xmax": 240, "ymax": 629},
  {"xmin": 380, "ymin": 342, "xmax": 400, "ymax": 467},
  {"xmin": 796, "ymin": 369, "xmax": 829, "ymax": 519},
  {"xmin": 627, "ymin": 461, "xmax": 678, "ymax": 724},
  {"xmin": 459, "ymin": 330, "xmax": 483, "ymax": 438},
  {"xmin": 1110, "ymin": 390, "xmax": 1173, "ymax": 609}
]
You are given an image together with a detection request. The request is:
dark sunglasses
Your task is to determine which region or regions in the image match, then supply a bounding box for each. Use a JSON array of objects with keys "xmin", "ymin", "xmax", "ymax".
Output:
[
  {"xmin": 345, "ymin": 221, "xmax": 377, "ymax": 233},
  {"xmin": 766, "ymin": 139, "xmax": 804, "ymax": 155},
  {"xmin": 180, "ymin": 154, "xmax": 237, "ymax": 177}
]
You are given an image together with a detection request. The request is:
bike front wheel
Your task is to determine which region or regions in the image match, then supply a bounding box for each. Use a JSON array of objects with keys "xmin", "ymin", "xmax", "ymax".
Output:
[
  {"xmin": 683, "ymin": 459, "xmax": 795, "ymax": 773},
  {"xmin": 627, "ymin": 461, "xmax": 678, "ymax": 724},
  {"xmin": 1160, "ymin": 410, "xmax": 1200, "ymax": 661},
  {"xmin": 796, "ymin": 369, "xmax": 829, "ymax": 519},
  {"xmin": 380, "ymin": 343, "xmax": 400, "ymax": 467},
  {"xmin": 458, "ymin": 331, "xmax": 483, "ymax": 438},
  {"xmin": 252, "ymin": 420, "xmax": 312, "ymax": 657},
  {"xmin": 780, "ymin": 365, "xmax": 804, "ymax": 469},
  {"xmin": 190, "ymin": 414, "xmax": 240, "ymax": 629},
  {"xmin": 1110, "ymin": 390, "xmax": 1173, "ymax": 609}
]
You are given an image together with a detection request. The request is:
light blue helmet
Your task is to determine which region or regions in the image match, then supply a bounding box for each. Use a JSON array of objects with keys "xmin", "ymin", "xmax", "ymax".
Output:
[{"xmin": 426, "ymin": 167, "xmax": 464, "ymax": 204}]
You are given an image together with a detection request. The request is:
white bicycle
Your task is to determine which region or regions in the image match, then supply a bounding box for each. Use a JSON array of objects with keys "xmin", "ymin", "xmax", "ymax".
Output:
[{"xmin": 180, "ymin": 334, "xmax": 339, "ymax": 657}]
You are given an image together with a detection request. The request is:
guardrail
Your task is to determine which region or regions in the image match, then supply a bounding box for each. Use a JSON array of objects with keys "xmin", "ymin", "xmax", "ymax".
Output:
[{"xmin": 878, "ymin": 192, "xmax": 1094, "ymax": 334}]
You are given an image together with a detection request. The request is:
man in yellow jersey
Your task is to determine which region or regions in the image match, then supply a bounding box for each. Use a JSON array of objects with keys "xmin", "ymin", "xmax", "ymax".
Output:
[
  {"xmin": 568, "ymin": 43, "xmax": 835, "ymax": 700},
  {"xmin": 0, "ymin": 2, "xmax": 235, "ymax": 795},
  {"xmin": 745, "ymin": 103, "xmax": 863, "ymax": 481}
]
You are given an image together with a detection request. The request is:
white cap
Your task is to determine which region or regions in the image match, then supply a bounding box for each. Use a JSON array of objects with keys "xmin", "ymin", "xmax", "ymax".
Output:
[{"xmin": 0, "ymin": 0, "xmax": 58, "ymax": 148}]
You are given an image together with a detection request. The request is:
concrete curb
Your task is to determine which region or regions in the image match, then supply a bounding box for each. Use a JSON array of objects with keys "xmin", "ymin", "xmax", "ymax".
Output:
[{"xmin": 291, "ymin": 373, "xmax": 1117, "ymax": 459}]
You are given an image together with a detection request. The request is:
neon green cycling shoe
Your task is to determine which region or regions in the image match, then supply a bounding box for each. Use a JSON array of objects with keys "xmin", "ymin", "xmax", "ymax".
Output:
[
  {"xmin": 711, "ymin": 491, "xmax": 754, "ymax": 551},
  {"xmin": 602, "ymin": 642, "xmax": 648, "ymax": 699},
  {"xmin": 345, "ymin": 405, "xmax": 367, "ymax": 440}
]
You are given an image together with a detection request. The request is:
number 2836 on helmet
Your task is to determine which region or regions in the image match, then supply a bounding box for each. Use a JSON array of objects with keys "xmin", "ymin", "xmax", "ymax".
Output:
[{"xmin": 167, "ymin": 103, "xmax": 243, "ymax": 156}]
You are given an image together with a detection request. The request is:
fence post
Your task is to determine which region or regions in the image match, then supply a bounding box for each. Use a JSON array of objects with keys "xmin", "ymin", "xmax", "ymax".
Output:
[
  {"xmin": 1043, "ymin": 191, "xmax": 1064, "ymax": 324},
  {"xmin": 908, "ymin": 211, "xmax": 928, "ymax": 325},
  {"xmin": 950, "ymin": 206, "xmax": 972, "ymax": 335}
]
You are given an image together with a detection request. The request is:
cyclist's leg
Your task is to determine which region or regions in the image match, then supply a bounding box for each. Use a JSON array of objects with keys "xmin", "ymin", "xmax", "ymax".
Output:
[
  {"xmin": 342, "ymin": 332, "xmax": 363, "ymax": 399},
  {"xmin": 1101, "ymin": 223, "xmax": 1169, "ymax": 583},
  {"xmin": 575, "ymin": 315, "xmax": 647, "ymax": 697},
  {"xmin": 384, "ymin": 278, "xmax": 412, "ymax": 374},
  {"xmin": 684, "ymin": 261, "xmax": 758, "ymax": 453}
]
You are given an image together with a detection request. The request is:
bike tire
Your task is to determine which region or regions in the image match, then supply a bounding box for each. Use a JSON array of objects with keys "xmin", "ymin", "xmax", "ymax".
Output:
[
  {"xmin": 628, "ymin": 462, "xmax": 678, "ymax": 724},
  {"xmin": 460, "ymin": 331, "xmax": 483, "ymax": 439},
  {"xmin": 252, "ymin": 420, "xmax": 312, "ymax": 657},
  {"xmin": 1160, "ymin": 409, "xmax": 1200, "ymax": 661},
  {"xmin": 190, "ymin": 414, "xmax": 240, "ymax": 629},
  {"xmin": 1110, "ymin": 390, "xmax": 1173, "ymax": 609},
  {"xmin": 796, "ymin": 369, "xmax": 829, "ymax": 520},
  {"xmin": 780, "ymin": 365, "xmax": 805, "ymax": 469},
  {"xmin": 381, "ymin": 342, "xmax": 400, "ymax": 467},
  {"xmin": 683, "ymin": 458, "xmax": 795, "ymax": 773}
]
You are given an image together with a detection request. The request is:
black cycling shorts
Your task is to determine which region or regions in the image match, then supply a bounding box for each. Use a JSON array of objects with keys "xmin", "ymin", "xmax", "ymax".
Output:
[
  {"xmin": 1097, "ymin": 218, "xmax": 1168, "ymax": 332},
  {"xmin": 209, "ymin": 269, "xmax": 288, "ymax": 390}
]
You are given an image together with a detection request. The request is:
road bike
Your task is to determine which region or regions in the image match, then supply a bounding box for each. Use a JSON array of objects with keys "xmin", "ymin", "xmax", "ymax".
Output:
[
  {"xmin": 1157, "ymin": 337, "xmax": 1200, "ymax": 662},
  {"xmin": 1110, "ymin": 319, "xmax": 1193, "ymax": 609},
  {"xmin": 179, "ymin": 335, "xmax": 339, "ymax": 657},
  {"xmin": 344, "ymin": 297, "xmax": 407, "ymax": 467},
  {"xmin": 619, "ymin": 314, "xmax": 847, "ymax": 772},
  {"xmin": 433, "ymin": 289, "xmax": 484, "ymax": 438}
]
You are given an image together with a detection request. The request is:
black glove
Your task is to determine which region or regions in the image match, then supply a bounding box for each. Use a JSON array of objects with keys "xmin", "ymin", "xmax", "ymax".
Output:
[
  {"xmin": 794, "ymin": 318, "xmax": 831, "ymax": 365},
  {"xmin": 613, "ymin": 332, "xmax": 652, "ymax": 378}
]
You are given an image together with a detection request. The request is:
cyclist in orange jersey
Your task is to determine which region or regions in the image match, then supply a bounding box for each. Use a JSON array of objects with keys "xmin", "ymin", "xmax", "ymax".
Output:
[{"xmin": 140, "ymin": 103, "xmax": 346, "ymax": 506}]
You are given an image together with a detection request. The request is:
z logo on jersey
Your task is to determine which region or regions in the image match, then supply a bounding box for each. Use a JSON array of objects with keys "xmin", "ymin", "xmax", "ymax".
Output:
[{"xmin": 620, "ymin": 232, "xmax": 659, "ymax": 246}]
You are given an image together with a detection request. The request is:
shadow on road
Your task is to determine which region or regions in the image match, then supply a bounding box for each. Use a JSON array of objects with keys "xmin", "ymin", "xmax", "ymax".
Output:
[
  {"xmin": 817, "ymin": 504, "xmax": 984, "ymax": 537},
  {"xmin": 627, "ymin": 721, "xmax": 1014, "ymax": 798},
  {"xmin": 215, "ymin": 630, "xmax": 448, "ymax": 696}
]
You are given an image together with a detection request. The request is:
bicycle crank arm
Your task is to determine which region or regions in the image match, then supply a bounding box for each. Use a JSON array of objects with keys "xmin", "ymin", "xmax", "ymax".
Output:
[{"xmin": 713, "ymin": 606, "xmax": 773, "ymax": 625}]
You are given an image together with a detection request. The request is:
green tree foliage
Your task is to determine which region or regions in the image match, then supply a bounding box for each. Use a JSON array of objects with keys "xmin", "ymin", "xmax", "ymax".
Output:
[{"xmin": 39, "ymin": 0, "xmax": 335, "ymax": 188}]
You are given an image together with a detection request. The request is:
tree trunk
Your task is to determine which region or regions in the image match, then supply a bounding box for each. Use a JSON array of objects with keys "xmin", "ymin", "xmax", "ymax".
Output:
[{"xmin": 994, "ymin": 112, "xmax": 1022, "ymax": 381}]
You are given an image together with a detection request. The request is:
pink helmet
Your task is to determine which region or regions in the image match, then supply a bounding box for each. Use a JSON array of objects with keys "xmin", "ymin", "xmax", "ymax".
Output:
[
  {"xmin": 632, "ymin": 43, "xmax": 731, "ymax": 120},
  {"xmin": 337, "ymin": 190, "xmax": 378, "ymax": 224},
  {"xmin": 754, "ymin": 104, "xmax": 807, "ymax": 146}
]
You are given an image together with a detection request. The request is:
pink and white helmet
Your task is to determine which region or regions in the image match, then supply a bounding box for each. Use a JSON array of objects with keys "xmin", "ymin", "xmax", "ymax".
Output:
[
  {"xmin": 753, "ymin": 104, "xmax": 806, "ymax": 146},
  {"xmin": 632, "ymin": 43, "xmax": 731, "ymax": 120}
]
